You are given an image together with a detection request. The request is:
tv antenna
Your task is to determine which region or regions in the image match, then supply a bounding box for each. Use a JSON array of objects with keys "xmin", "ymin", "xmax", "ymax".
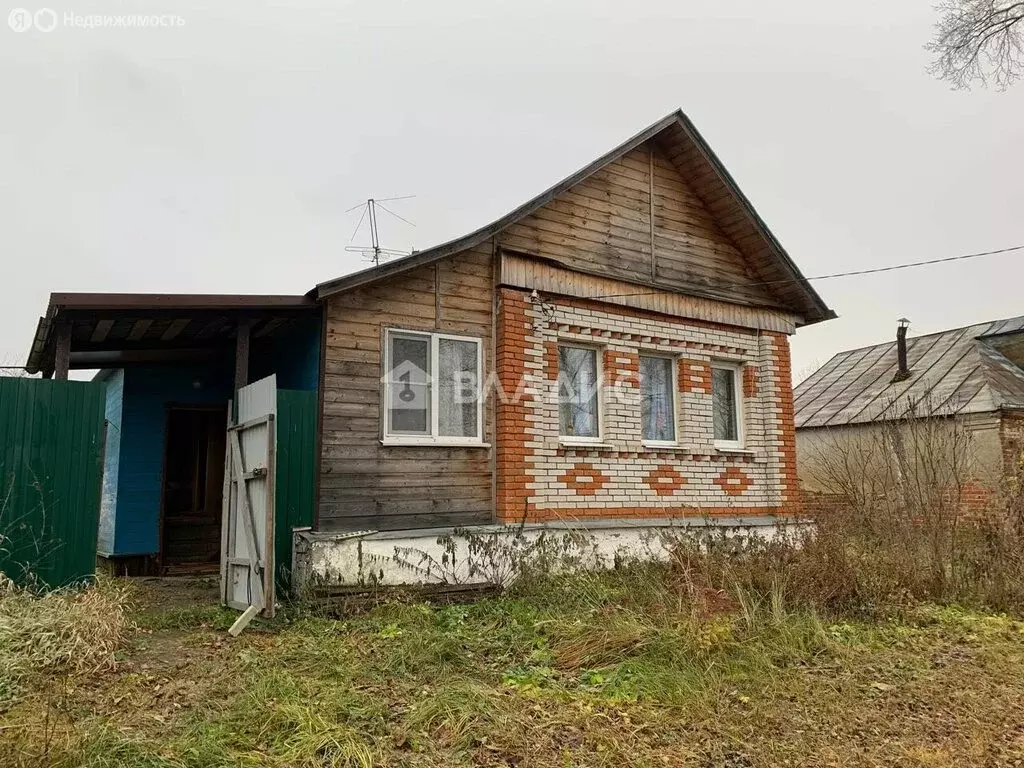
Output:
[{"xmin": 344, "ymin": 196, "xmax": 416, "ymax": 266}]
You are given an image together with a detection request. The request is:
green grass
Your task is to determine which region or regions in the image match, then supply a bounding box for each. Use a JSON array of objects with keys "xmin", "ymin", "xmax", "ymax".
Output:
[{"xmin": 4, "ymin": 568, "xmax": 1024, "ymax": 767}]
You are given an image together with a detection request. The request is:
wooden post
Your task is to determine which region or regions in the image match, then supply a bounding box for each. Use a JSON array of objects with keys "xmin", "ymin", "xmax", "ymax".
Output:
[
  {"xmin": 53, "ymin": 322, "xmax": 71, "ymax": 381},
  {"xmin": 234, "ymin": 320, "xmax": 251, "ymax": 392}
]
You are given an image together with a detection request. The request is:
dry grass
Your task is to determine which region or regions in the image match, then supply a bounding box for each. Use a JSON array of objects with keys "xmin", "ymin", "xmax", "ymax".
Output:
[
  {"xmin": 3, "ymin": 467, "xmax": 1024, "ymax": 768},
  {"xmin": 2, "ymin": 567, "xmax": 1024, "ymax": 767},
  {"xmin": 0, "ymin": 574, "xmax": 133, "ymax": 708}
]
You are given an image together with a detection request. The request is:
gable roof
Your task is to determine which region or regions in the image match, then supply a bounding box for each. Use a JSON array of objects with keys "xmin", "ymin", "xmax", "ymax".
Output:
[
  {"xmin": 794, "ymin": 316, "xmax": 1024, "ymax": 429},
  {"xmin": 315, "ymin": 110, "xmax": 835, "ymax": 327}
]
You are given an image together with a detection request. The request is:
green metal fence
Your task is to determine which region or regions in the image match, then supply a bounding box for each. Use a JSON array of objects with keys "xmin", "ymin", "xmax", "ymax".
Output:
[
  {"xmin": 275, "ymin": 389, "xmax": 317, "ymax": 588},
  {"xmin": 0, "ymin": 377, "xmax": 106, "ymax": 587}
]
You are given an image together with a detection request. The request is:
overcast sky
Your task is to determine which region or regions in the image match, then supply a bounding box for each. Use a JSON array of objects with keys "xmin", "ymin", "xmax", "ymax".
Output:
[{"xmin": 1, "ymin": 0, "xmax": 1021, "ymax": 382}]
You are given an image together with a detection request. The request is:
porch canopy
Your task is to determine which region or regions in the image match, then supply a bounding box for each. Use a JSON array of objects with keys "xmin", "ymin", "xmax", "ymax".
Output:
[{"xmin": 25, "ymin": 293, "xmax": 318, "ymax": 387}]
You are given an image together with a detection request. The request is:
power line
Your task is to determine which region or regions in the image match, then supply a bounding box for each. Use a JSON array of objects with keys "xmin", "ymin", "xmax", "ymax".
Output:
[
  {"xmin": 585, "ymin": 243, "xmax": 1024, "ymax": 301},
  {"xmin": 787, "ymin": 244, "xmax": 1024, "ymax": 284}
]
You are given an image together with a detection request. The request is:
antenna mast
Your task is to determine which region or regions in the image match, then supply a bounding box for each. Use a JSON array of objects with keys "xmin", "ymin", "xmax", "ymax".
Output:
[{"xmin": 345, "ymin": 196, "xmax": 416, "ymax": 266}]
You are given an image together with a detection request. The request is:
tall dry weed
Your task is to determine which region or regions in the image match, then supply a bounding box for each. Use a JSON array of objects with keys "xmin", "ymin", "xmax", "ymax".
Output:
[{"xmin": 0, "ymin": 574, "xmax": 134, "ymax": 707}]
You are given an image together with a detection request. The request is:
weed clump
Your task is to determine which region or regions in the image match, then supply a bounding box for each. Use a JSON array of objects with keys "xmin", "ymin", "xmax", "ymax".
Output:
[{"xmin": 0, "ymin": 574, "xmax": 133, "ymax": 708}]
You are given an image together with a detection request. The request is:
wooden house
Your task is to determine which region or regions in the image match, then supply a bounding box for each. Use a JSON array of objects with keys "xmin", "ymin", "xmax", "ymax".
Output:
[{"xmin": 24, "ymin": 110, "xmax": 832, "ymax": 599}]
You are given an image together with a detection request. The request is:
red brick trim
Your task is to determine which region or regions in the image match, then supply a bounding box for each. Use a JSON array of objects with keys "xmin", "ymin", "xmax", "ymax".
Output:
[
  {"xmin": 558, "ymin": 463, "xmax": 611, "ymax": 496},
  {"xmin": 556, "ymin": 447, "xmax": 756, "ymax": 462},
  {"xmin": 743, "ymin": 364, "xmax": 758, "ymax": 398},
  {"xmin": 645, "ymin": 465, "xmax": 687, "ymax": 496},
  {"xmin": 714, "ymin": 466, "xmax": 753, "ymax": 496},
  {"xmin": 678, "ymin": 359, "xmax": 711, "ymax": 394},
  {"xmin": 495, "ymin": 288, "xmax": 533, "ymax": 523},
  {"xmin": 544, "ymin": 341, "xmax": 559, "ymax": 382},
  {"xmin": 604, "ymin": 349, "xmax": 639, "ymax": 388},
  {"xmin": 525, "ymin": 507, "xmax": 788, "ymax": 523},
  {"xmin": 769, "ymin": 332, "xmax": 800, "ymax": 513}
]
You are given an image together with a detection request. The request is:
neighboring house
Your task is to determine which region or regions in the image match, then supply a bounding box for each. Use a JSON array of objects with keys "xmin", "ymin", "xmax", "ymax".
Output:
[
  {"xmin": 794, "ymin": 317, "xmax": 1024, "ymax": 512},
  {"xmin": 24, "ymin": 110, "xmax": 832, "ymax": 586}
]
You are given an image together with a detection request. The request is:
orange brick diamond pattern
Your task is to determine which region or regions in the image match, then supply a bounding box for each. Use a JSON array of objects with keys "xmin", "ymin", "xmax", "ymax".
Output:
[
  {"xmin": 559, "ymin": 463, "xmax": 610, "ymax": 496},
  {"xmin": 644, "ymin": 465, "xmax": 687, "ymax": 496},
  {"xmin": 714, "ymin": 466, "xmax": 753, "ymax": 496}
]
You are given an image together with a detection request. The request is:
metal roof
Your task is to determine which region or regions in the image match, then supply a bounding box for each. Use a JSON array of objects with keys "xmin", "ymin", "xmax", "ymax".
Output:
[
  {"xmin": 794, "ymin": 316, "xmax": 1024, "ymax": 429},
  {"xmin": 314, "ymin": 110, "xmax": 835, "ymax": 327}
]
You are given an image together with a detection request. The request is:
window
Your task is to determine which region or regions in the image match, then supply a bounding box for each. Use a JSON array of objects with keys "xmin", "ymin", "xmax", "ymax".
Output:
[
  {"xmin": 384, "ymin": 329, "xmax": 483, "ymax": 444},
  {"xmin": 711, "ymin": 364, "xmax": 742, "ymax": 449},
  {"xmin": 558, "ymin": 345, "xmax": 600, "ymax": 439},
  {"xmin": 640, "ymin": 355, "xmax": 675, "ymax": 443}
]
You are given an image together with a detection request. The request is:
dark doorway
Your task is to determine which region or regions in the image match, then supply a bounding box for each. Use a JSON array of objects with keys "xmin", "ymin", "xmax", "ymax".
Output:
[{"xmin": 160, "ymin": 406, "xmax": 227, "ymax": 574}]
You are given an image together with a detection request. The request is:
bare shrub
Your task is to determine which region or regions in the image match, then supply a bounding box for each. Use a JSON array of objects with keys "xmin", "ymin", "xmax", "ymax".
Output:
[
  {"xmin": 795, "ymin": 397, "xmax": 1024, "ymax": 612},
  {"xmin": 388, "ymin": 524, "xmax": 606, "ymax": 587}
]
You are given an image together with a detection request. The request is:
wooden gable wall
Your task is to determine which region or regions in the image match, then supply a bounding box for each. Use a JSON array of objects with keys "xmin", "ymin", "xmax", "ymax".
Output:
[
  {"xmin": 318, "ymin": 244, "xmax": 495, "ymax": 531},
  {"xmin": 497, "ymin": 141, "xmax": 781, "ymax": 310}
]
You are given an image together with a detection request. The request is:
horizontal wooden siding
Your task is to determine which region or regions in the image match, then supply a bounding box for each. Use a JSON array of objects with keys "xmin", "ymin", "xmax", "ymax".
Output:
[{"xmin": 318, "ymin": 246, "xmax": 495, "ymax": 530}]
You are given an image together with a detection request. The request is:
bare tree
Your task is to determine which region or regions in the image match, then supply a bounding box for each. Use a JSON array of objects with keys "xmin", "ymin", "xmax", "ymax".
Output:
[{"xmin": 928, "ymin": 1, "xmax": 1024, "ymax": 89}]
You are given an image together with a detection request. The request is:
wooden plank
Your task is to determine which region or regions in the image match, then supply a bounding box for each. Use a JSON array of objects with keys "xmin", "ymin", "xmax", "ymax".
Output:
[
  {"xmin": 318, "ymin": 471, "xmax": 492, "ymax": 490},
  {"xmin": 228, "ymin": 604, "xmax": 259, "ymax": 637},
  {"xmin": 89, "ymin": 319, "xmax": 115, "ymax": 343},
  {"xmin": 318, "ymin": 510, "xmax": 492, "ymax": 531},
  {"xmin": 234, "ymin": 320, "xmax": 250, "ymax": 391},
  {"xmin": 227, "ymin": 414, "xmax": 273, "ymax": 432},
  {"xmin": 648, "ymin": 144, "xmax": 656, "ymax": 281},
  {"xmin": 126, "ymin": 318, "xmax": 153, "ymax": 341},
  {"xmin": 254, "ymin": 317, "xmax": 287, "ymax": 338},
  {"xmin": 53, "ymin": 323, "xmax": 71, "ymax": 381},
  {"xmin": 498, "ymin": 252, "xmax": 796, "ymax": 333},
  {"xmin": 228, "ymin": 429, "xmax": 265, "ymax": 611},
  {"xmin": 264, "ymin": 412, "xmax": 276, "ymax": 619},
  {"xmin": 218, "ymin": 402, "xmax": 233, "ymax": 606},
  {"xmin": 160, "ymin": 318, "xmax": 191, "ymax": 341},
  {"xmin": 319, "ymin": 496, "xmax": 491, "ymax": 517}
]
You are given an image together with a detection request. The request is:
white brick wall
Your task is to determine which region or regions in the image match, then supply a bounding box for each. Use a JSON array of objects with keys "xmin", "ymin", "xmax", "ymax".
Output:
[{"xmin": 519, "ymin": 297, "xmax": 788, "ymax": 515}]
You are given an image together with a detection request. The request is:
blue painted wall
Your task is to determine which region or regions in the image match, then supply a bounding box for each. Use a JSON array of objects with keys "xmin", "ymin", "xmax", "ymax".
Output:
[
  {"xmin": 112, "ymin": 363, "xmax": 233, "ymax": 555},
  {"xmin": 251, "ymin": 314, "xmax": 321, "ymax": 392},
  {"xmin": 97, "ymin": 369, "xmax": 123, "ymax": 556},
  {"xmin": 101, "ymin": 313, "xmax": 321, "ymax": 557}
]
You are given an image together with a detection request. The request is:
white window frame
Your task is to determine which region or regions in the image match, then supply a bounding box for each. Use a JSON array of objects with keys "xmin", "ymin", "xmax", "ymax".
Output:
[
  {"xmin": 557, "ymin": 343, "xmax": 604, "ymax": 444},
  {"xmin": 639, "ymin": 353, "xmax": 678, "ymax": 447},
  {"xmin": 711, "ymin": 361, "xmax": 744, "ymax": 451},
  {"xmin": 382, "ymin": 328, "xmax": 485, "ymax": 446}
]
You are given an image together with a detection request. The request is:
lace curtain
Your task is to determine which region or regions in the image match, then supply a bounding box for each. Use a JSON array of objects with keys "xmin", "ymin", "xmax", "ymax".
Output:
[
  {"xmin": 641, "ymin": 356, "xmax": 674, "ymax": 441},
  {"xmin": 438, "ymin": 338, "xmax": 478, "ymax": 438}
]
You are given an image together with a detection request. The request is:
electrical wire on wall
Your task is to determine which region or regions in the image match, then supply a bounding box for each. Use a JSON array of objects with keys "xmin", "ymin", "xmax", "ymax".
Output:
[{"xmin": 575, "ymin": 244, "xmax": 1024, "ymax": 303}]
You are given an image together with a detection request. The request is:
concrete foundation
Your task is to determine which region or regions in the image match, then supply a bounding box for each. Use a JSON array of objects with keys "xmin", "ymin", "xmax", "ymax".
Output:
[{"xmin": 291, "ymin": 516, "xmax": 795, "ymax": 590}]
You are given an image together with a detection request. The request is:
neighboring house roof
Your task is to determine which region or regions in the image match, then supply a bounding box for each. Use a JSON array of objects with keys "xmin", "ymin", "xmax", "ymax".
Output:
[
  {"xmin": 314, "ymin": 109, "xmax": 835, "ymax": 327},
  {"xmin": 795, "ymin": 316, "xmax": 1024, "ymax": 429}
]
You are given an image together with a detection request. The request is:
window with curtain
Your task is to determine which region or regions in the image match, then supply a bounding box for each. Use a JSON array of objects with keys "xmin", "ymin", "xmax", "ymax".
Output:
[
  {"xmin": 558, "ymin": 345, "xmax": 600, "ymax": 439},
  {"xmin": 384, "ymin": 330, "xmax": 482, "ymax": 443},
  {"xmin": 711, "ymin": 365, "xmax": 741, "ymax": 447},
  {"xmin": 640, "ymin": 355, "xmax": 675, "ymax": 443}
]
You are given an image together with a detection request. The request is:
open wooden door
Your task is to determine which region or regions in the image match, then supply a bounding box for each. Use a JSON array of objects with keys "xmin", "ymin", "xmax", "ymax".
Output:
[{"xmin": 221, "ymin": 375, "xmax": 277, "ymax": 624}]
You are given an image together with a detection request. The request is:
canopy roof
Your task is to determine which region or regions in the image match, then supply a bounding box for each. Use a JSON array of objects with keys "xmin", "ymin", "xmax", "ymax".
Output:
[{"xmin": 25, "ymin": 293, "xmax": 316, "ymax": 374}]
